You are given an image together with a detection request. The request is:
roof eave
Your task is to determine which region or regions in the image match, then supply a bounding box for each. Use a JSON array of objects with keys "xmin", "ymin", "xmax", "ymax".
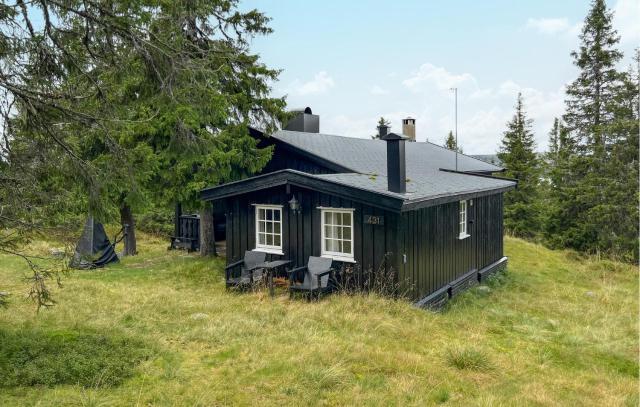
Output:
[
  {"xmin": 400, "ymin": 184, "xmax": 516, "ymax": 212},
  {"xmin": 200, "ymin": 170, "xmax": 404, "ymax": 212}
]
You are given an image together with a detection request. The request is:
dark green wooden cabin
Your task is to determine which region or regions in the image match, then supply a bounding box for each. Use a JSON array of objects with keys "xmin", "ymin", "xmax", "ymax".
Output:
[{"xmin": 201, "ymin": 109, "xmax": 516, "ymax": 306}]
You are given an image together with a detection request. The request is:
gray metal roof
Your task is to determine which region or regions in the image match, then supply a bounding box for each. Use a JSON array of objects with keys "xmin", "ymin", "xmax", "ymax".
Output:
[
  {"xmin": 200, "ymin": 129, "xmax": 515, "ymax": 210},
  {"xmin": 200, "ymin": 169, "xmax": 515, "ymax": 212},
  {"xmin": 312, "ymin": 171, "xmax": 515, "ymax": 203},
  {"xmin": 271, "ymin": 130, "xmax": 503, "ymax": 175}
]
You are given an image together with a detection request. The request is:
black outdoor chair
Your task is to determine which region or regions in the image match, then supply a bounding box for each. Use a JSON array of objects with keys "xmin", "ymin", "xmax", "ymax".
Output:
[
  {"xmin": 288, "ymin": 256, "xmax": 334, "ymax": 300},
  {"xmin": 225, "ymin": 251, "xmax": 266, "ymax": 289}
]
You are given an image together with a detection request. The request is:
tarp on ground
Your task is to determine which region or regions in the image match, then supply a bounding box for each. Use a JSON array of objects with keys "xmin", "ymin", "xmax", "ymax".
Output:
[{"xmin": 70, "ymin": 217, "xmax": 118, "ymax": 269}]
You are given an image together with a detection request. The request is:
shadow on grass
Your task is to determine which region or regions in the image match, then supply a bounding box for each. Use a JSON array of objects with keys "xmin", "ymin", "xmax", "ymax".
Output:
[{"xmin": 0, "ymin": 327, "xmax": 155, "ymax": 388}]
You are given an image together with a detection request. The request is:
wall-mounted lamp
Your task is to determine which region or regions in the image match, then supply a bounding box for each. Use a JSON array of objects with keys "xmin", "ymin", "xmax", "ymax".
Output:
[{"xmin": 288, "ymin": 195, "xmax": 300, "ymax": 214}]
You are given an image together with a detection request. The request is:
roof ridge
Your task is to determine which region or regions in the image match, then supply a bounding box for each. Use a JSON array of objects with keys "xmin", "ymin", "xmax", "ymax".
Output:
[
  {"xmin": 421, "ymin": 139, "xmax": 501, "ymax": 169},
  {"xmin": 277, "ymin": 129, "xmax": 383, "ymax": 143},
  {"xmin": 276, "ymin": 130, "xmax": 500, "ymax": 169}
]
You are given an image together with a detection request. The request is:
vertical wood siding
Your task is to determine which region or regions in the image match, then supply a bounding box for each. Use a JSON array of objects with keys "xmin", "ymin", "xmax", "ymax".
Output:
[
  {"xmin": 258, "ymin": 143, "xmax": 337, "ymax": 175},
  {"xmin": 222, "ymin": 187, "xmax": 504, "ymax": 300},
  {"xmin": 222, "ymin": 185, "xmax": 400, "ymax": 287},
  {"xmin": 398, "ymin": 194, "xmax": 504, "ymax": 300}
]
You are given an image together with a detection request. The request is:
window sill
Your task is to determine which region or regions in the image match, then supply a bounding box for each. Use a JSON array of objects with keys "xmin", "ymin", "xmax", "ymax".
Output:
[
  {"xmin": 253, "ymin": 248, "xmax": 284, "ymax": 255},
  {"xmin": 458, "ymin": 233, "xmax": 470, "ymax": 240},
  {"xmin": 321, "ymin": 254, "xmax": 356, "ymax": 263}
]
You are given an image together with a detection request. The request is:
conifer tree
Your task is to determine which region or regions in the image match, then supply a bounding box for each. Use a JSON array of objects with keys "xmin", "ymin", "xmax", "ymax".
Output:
[
  {"xmin": 553, "ymin": 0, "xmax": 638, "ymax": 260},
  {"xmin": 497, "ymin": 93, "xmax": 540, "ymax": 237},
  {"xmin": 542, "ymin": 118, "xmax": 576, "ymax": 246},
  {"xmin": 371, "ymin": 117, "xmax": 391, "ymax": 139},
  {"xmin": 444, "ymin": 131, "xmax": 462, "ymax": 153}
]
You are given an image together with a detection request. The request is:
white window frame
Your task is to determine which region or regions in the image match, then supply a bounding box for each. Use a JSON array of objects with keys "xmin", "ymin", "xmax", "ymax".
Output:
[
  {"xmin": 459, "ymin": 200, "xmax": 470, "ymax": 239},
  {"xmin": 253, "ymin": 204, "xmax": 284, "ymax": 255},
  {"xmin": 320, "ymin": 207, "xmax": 355, "ymax": 262}
]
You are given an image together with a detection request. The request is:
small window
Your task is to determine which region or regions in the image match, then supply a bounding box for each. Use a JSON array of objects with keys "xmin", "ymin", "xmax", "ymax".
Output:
[
  {"xmin": 255, "ymin": 205, "xmax": 283, "ymax": 254},
  {"xmin": 459, "ymin": 200, "xmax": 469, "ymax": 239},
  {"xmin": 321, "ymin": 208, "xmax": 355, "ymax": 262}
]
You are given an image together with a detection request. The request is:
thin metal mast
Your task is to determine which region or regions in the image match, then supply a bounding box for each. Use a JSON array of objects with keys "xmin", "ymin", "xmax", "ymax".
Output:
[{"xmin": 450, "ymin": 87, "xmax": 458, "ymax": 171}]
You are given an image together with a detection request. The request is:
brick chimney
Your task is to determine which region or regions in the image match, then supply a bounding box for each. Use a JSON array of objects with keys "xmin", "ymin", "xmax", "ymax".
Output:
[{"xmin": 402, "ymin": 117, "xmax": 416, "ymax": 141}]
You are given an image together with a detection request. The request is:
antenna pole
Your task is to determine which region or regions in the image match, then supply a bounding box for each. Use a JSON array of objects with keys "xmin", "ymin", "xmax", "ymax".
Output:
[{"xmin": 450, "ymin": 87, "xmax": 458, "ymax": 171}]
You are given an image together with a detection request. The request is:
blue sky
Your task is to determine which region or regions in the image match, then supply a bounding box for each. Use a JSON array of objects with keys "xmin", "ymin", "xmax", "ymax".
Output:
[{"xmin": 241, "ymin": 0, "xmax": 639, "ymax": 153}]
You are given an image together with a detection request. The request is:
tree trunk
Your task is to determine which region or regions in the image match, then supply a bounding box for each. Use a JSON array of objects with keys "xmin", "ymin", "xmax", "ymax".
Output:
[
  {"xmin": 120, "ymin": 204, "xmax": 137, "ymax": 256},
  {"xmin": 174, "ymin": 202, "xmax": 182, "ymax": 237},
  {"xmin": 200, "ymin": 202, "xmax": 216, "ymax": 256}
]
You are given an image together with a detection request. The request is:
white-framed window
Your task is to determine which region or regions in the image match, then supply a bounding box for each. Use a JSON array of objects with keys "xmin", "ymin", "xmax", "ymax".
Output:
[
  {"xmin": 254, "ymin": 204, "xmax": 283, "ymax": 254},
  {"xmin": 320, "ymin": 207, "xmax": 355, "ymax": 262},
  {"xmin": 459, "ymin": 200, "xmax": 469, "ymax": 239}
]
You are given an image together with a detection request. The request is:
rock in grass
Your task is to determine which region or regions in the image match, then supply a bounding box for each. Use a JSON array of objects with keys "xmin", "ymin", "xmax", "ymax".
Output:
[
  {"xmin": 476, "ymin": 286, "xmax": 491, "ymax": 295},
  {"xmin": 49, "ymin": 248, "xmax": 65, "ymax": 258},
  {"xmin": 190, "ymin": 312, "xmax": 209, "ymax": 320},
  {"xmin": 585, "ymin": 291, "xmax": 595, "ymax": 298}
]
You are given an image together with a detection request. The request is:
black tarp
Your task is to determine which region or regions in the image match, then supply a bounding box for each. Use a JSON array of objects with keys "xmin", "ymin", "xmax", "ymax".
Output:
[{"xmin": 70, "ymin": 217, "xmax": 118, "ymax": 269}]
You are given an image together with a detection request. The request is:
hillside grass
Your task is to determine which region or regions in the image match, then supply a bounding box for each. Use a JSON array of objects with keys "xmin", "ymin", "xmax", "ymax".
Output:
[{"xmin": 0, "ymin": 235, "xmax": 637, "ymax": 406}]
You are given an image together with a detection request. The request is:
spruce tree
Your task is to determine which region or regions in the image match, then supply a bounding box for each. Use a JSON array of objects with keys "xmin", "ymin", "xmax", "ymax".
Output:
[
  {"xmin": 542, "ymin": 118, "xmax": 577, "ymax": 247},
  {"xmin": 554, "ymin": 0, "xmax": 637, "ymax": 259},
  {"xmin": 372, "ymin": 117, "xmax": 391, "ymax": 139},
  {"xmin": 497, "ymin": 93, "xmax": 540, "ymax": 238},
  {"xmin": 444, "ymin": 131, "xmax": 462, "ymax": 153}
]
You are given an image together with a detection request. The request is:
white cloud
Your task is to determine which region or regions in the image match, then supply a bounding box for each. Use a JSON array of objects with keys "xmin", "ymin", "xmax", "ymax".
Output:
[
  {"xmin": 402, "ymin": 63, "xmax": 476, "ymax": 92},
  {"xmin": 369, "ymin": 85, "xmax": 388, "ymax": 95},
  {"xmin": 525, "ymin": 17, "xmax": 582, "ymax": 39},
  {"xmin": 614, "ymin": 0, "xmax": 640, "ymax": 43},
  {"xmin": 288, "ymin": 71, "xmax": 335, "ymax": 95},
  {"xmin": 467, "ymin": 80, "xmax": 565, "ymax": 151},
  {"xmin": 323, "ymin": 110, "xmax": 430, "ymax": 140},
  {"xmin": 526, "ymin": 17, "xmax": 571, "ymax": 34}
]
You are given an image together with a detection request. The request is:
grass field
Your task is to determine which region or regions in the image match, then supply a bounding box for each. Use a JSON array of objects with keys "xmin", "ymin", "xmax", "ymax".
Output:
[{"xmin": 0, "ymin": 235, "xmax": 638, "ymax": 406}]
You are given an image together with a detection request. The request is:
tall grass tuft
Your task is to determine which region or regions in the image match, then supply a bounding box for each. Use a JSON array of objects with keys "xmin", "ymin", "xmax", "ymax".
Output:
[
  {"xmin": 446, "ymin": 347, "xmax": 492, "ymax": 371},
  {"xmin": 334, "ymin": 253, "xmax": 412, "ymax": 298}
]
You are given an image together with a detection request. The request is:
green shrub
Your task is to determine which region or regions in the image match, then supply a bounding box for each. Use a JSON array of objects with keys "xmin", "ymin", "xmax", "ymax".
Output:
[
  {"xmin": 446, "ymin": 347, "xmax": 491, "ymax": 371},
  {"xmin": 0, "ymin": 328, "xmax": 153, "ymax": 388},
  {"xmin": 137, "ymin": 208, "xmax": 174, "ymax": 237},
  {"xmin": 432, "ymin": 387, "xmax": 450, "ymax": 403}
]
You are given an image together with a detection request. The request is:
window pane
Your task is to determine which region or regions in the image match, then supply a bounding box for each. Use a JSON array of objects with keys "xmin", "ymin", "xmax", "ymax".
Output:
[
  {"xmin": 274, "ymin": 235, "xmax": 281, "ymax": 247},
  {"xmin": 266, "ymin": 222, "xmax": 272, "ymax": 233},
  {"xmin": 274, "ymin": 210, "xmax": 280, "ymax": 221},
  {"xmin": 259, "ymin": 234, "xmax": 265, "ymax": 245},
  {"xmin": 266, "ymin": 234, "xmax": 273, "ymax": 246},
  {"xmin": 274, "ymin": 223, "xmax": 280, "ymax": 234},
  {"xmin": 258, "ymin": 209, "xmax": 264, "ymax": 221},
  {"xmin": 343, "ymin": 213, "xmax": 352, "ymax": 226},
  {"xmin": 343, "ymin": 226, "xmax": 351, "ymax": 240},
  {"xmin": 336, "ymin": 226, "xmax": 342, "ymax": 240},
  {"xmin": 343, "ymin": 241, "xmax": 352, "ymax": 254},
  {"xmin": 266, "ymin": 209, "xmax": 273, "ymax": 221},
  {"xmin": 336, "ymin": 240, "xmax": 343, "ymax": 253}
]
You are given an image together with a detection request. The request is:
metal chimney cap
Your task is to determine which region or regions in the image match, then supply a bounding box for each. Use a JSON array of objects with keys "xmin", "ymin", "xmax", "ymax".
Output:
[
  {"xmin": 290, "ymin": 106, "xmax": 313, "ymax": 114},
  {"xmin": 381, "ymin": 132, "xmax": 409, "ymax": 141}
]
